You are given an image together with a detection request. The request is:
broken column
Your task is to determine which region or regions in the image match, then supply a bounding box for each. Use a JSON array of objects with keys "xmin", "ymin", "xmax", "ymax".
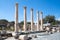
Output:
[
  {"xmin": 19, "ymin": 35, "xmax": 28, "ymax": 40},
  {"xmin": 37, "ymin": 11, "xmax": 39, "ymax": 31},
  {"xmin": 15, "ymin": 3, "xmax": 18, "ymax": 33},
  {"xmin": 24, "ymin": 6, "xmax": 27, "ymax": 31},
  {"xmin": 31, "ymin": 8, "xmax": 33, "ymax": 31},
  {"xmin": 40, "ymin": 11, "xmax": 43, "ymax": 31}
]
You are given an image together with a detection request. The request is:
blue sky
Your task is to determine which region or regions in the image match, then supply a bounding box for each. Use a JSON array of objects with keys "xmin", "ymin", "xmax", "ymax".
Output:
[{"xmin": 0, "ymin": 0, "xmax": 60, "ymax": 23}]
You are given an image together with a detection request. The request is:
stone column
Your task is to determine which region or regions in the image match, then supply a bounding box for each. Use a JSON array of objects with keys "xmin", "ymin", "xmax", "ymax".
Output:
[
  {"xmin": 31, "ymin": 8, "xmax": 33, "ymax": 31},
  {"xmin": 37, "ymin": 11, "xmax": 39, "ymax": 31},
  {"xmin": 15, "ymin": 3, "xmax": 18, "ymax": 32},
  {"xmin": 40, "ymin": 11, "xmax": 43, "ymax": 31},
  {"xmin": 24, "ymin": 6, "xmax": 27, "ymax": 31}
]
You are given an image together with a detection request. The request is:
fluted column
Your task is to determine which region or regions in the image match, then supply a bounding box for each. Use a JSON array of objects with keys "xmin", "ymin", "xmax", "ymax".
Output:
[
  {"xmin": 15, "ymin": 3, "xmax": 18, "ymax": 32},
  {"xmin": 24, "ymin": 6, "xmax": 27, "ymax": 31},
  {"xmin": 37, "ymin": 11, "xmax": 39, "ymax": 31},
  {"xmin": 31, "ymin": 8, "xmax": 33, "ymax": 31},
  {"xmin": 40, "ymin": 11, "xmax": 43, "ymax": 31}
]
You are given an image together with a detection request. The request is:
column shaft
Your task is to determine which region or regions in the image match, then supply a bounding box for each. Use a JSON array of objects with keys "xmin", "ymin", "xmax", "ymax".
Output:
[
  {"xmin": 15, "ymin": 3, "xmax": 18, "ymax": 32},
  {"xmin": 24, "ymin": 6, "xmax": 27, "ymax": 31},
  {"xmin": 31, "ymin": 8, "xmax": 33, "ymax": 31},
  {"xmin": 40, "ymin": 12, "xmax": 43, "ymax": 31},
  {"xmin": 37, "ymin": 11, "xmax": 39, "ymax": 31}
]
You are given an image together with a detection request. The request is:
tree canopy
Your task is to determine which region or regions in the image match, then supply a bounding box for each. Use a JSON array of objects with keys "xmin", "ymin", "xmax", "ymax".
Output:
[
  {"xmin": 43, "ymin": 15, "xmax": 60, "ymax": 25},
  {"xmin": 0, "ymin": 19, "xmax": 8, "ymax": 25},
  {"xmin": 44, "ymin": 15, "xmax": 55, "ymax": 23}
]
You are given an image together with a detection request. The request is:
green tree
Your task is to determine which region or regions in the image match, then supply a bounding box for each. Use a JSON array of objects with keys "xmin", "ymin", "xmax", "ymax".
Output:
[
  {"xmin": 19, "ymin": 21, "xmax": 24, "ymax": 29},
  {"xmin": 45, "ymin": 15, "xmax": 55, "ymax": 23},
  {"xmin": 0, "ymin": 19, "xmax": 8, "ymax": 25},
  {"xmin": 44, "ymin": 15, "xmax": 55, "ymax": 25},
  {"xmin": 27, "ymin": 22, "xmax": 31, "ymax": 24},
  {"xmin": 0, "ymin": 19, "xmax": 8, "ymax": 30}
]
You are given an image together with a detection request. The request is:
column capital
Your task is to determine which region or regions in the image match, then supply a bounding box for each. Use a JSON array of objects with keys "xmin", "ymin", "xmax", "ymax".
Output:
[
  {"xmin": 16, "ymin": 3, "xmax": 18, "ymax": 5},
  {"xmin": 40, "ymin": 11, "xmax": 43, "ymax": 14},
  {"xmin": 37, "ymin": 11, "xmax": 39, "ymax": 14},
  {"xmin": 24, "ymin": 6, "xmax": 27, "ymax": 9},
  {"xmin": 31, "ymin": 8, "xmax": 33, "ymax": 11}
]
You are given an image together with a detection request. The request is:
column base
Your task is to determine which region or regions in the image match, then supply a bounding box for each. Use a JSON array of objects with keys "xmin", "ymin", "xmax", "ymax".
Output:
[{"xmin": 12, "ymin": 32, "xmax": 19, "ymax": 39}]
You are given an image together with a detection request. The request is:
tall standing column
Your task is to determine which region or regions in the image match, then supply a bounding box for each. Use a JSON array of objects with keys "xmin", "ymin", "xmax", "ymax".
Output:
[
  {"xmin": 37, "ymin": 11, "xmax": 39, "ymax": 31},
  {"xmin": 24, "ymin": 6, "xmax": 27, "ymax": 31},
  {"xmin": 40, "ymin": 11, "xmax": 43, "ymax": 31},
  {"xmin": 15, "ymin": 3, "xmax": 18, "ymax": 32},
  {"xmin": 31, "ymin": 8, "xmax": 33, "ymax": 31}
]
